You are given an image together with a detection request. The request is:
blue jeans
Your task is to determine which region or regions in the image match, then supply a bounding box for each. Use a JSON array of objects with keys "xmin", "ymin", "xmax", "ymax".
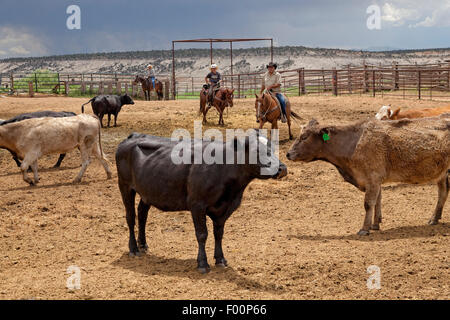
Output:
[
  {"xmin": 150, "ymin": 76, "xmax": 155, "ymax": 88},
  {"xmin": 276, "ymin": 93, "xmax": 286, "ymax": 115}
]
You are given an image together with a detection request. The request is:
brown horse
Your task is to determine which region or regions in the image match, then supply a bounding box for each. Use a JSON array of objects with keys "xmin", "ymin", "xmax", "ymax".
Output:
[
  {"xmin": 199, "ymin": 86, "xmax": 235, "ymax": 125},
  {"xmin": 133, "ymin": 75, "xmax": 163, "ymax": 101},
  {"xmin": 255, "ymin": 92, "xmax": 302, "ymax": 140}
]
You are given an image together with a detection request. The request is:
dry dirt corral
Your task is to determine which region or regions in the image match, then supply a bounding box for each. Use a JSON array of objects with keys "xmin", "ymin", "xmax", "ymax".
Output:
[{"xmin": 0, "ymin": 95, "xmax": 448, "ymax": 300}]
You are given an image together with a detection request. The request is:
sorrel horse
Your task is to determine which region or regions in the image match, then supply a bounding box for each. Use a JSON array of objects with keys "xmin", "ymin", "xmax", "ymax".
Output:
[
  {"xmin": 199, "ymin": 86, "xmax": 235, "ymax": 125},
  {"xmin": 255, "ymin": 92, "xmax": 302, "ymax": 140},
  {"xmin": 133, "ymin": 75, "xmax": 163, "ymax": 101}
]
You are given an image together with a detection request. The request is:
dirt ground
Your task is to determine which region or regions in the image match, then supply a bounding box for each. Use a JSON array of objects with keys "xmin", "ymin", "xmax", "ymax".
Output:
[{"xmin": 0, "ymin": 94, "xmax": 448, "ymax": 300}]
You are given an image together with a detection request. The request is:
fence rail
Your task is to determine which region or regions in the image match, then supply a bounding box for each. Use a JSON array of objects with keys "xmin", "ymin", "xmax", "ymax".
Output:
[{"xmin": 3, "ymin": 62, "xmax": 450, "ymax": 101}]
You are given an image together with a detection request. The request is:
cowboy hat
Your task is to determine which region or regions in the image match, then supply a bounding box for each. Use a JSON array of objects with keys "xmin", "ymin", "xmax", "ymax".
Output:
[
  {"xmin": 147, "ymin": 64, "xmax": 153, "ymax": 68},
  {"xmin": 266, "ymin": 62, "xmax": 277, "ymax": 69},
  {"xmin": 210, "ymin": 63, "xmax": 218, "ymax": 69}
]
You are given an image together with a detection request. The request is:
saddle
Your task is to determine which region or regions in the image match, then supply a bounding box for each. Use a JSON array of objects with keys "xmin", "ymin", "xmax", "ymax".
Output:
[{"xmin": 266, "ymin": 90, "xmax": 287, "ymax": 122}]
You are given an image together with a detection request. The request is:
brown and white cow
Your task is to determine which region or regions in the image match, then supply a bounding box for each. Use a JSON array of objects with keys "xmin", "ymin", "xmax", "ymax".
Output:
[
  {"xmin": 375, "ymin": 104, "xmax": 450, "ymax": 120},
  {"xmin": 0, "ymin": 114, "xmax": 112, "ymax": 185},
  {"xmin": 286, "ymin": 116, "xmax": 450, "ymax": 235}
]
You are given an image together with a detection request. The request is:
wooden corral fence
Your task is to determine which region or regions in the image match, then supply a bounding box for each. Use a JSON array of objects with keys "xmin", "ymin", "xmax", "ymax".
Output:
[
  {"xmin": 3, "ymin": 61, "xmax": 450, "ymax": 101},
  {"xmin": 173, "ymin": 61, "xmax": 450, "ymax": 101},
  {"xmin": 0, "ymin": 72, "xmax": 171, "ymax": 100}
]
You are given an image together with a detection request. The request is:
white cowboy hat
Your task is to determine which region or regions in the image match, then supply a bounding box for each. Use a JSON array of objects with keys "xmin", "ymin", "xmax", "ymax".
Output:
[
  {"xmin": 147, "ymin": 64, "xmax": 153, "ymax": 68},
  {"xmin": 210, "ymin": 64, "xmax": 218, "ymax": 69}
]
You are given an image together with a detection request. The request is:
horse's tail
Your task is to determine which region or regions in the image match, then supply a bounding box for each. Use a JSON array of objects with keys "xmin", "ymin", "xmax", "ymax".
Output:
[
  {"xmin": 290, "ymin": 110, "xmax": 303, "ymax": 120},
  {"xmin": 82, "ymin": 97, "xmax": 96, "ymax": 113}
]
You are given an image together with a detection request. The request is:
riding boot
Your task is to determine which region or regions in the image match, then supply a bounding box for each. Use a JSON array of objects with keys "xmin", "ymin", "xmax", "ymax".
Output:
[{"xmin": 281, "ymin": 112, "xmax": 287, "ymax": 123}]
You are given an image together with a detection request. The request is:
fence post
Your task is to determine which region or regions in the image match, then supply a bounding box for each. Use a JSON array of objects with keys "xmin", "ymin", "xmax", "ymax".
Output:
[
  {"xmin": 393, "ymin": 62, "xmax": 399, "ymax": 90},
  {"xmin": 164, "ymin": 80, "xmax": 170, "ymax": 100},
  {"xmin": 124, "ymin": 83, "xmax": 129, "ymax": 95},
  {"xmin": 34, "ymin": 72, "xmax": 38, "ymax": 93},
  {"xmin": 99, "ymin": 81, "xmax": 104, "ymax": 94},
  {"xmin": 116, "ymin": 81, "xmax": 121, "ymax": 95},
  {"xmin": 64, "ymin": 81, "xmax": 69, "ymax": 95},
  {"xmin": 298, "ymin": 70, "xmax": 301, "ymax": 96},
  {"xmin": 28, "ymin": 82, "xmax": 34, "ymax": 97},
  {"xmin": 363, "ymin": 63, "xmax": 368, "ymax": 93},
  {"xmin": 81, "ymin": 81, "xmax": 86, "ymax": 94},
  {"xmin": 237, "ymin": 74, "xmax": 241, "ymax": 99},
  {"xmin": 372, "ymin": 70, "xmax": 376, "ymax": 97},
  {"xmin": 10, "ymin": 73, "xmax": 14, "ymax": 92},
  {"xmin": 418, "ymin": 70, "xmax": 421, "ymax": 100},
  {"xmin": 332, "ymin": 68, "xmax": 338, "ymax": 96},
  {"xmin": 347, "ymin": 65, "xmax": 352, "ymax": 94},
  {"xmin": 107, "ymin": 82, "xmax": 113, "ymax": 95},
  {"xmin": 132, "ymin": 83, "xmax": 136, "ymax": 97}
]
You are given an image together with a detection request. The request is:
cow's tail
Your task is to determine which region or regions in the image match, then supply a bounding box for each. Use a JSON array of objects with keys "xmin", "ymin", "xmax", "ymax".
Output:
[{"xmin": 81, "ymin": 97, "xmax": 95, "ymax": 113}]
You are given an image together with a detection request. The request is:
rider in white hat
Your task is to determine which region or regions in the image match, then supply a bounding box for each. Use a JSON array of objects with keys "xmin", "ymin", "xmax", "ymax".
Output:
[
  {"xmin": 205, "ymin": 64, "xmax": 222, "ymax": 105},
  {"xmin": 147, "ymin": 64, "xmax": 156, "ymax": 90}
]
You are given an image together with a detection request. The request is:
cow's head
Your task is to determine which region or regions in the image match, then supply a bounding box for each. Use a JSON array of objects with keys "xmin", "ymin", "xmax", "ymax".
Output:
[
  {"xmin": 121, "ymin": 94, "xmax": 135, "ymax": 105},
  {"xmin": 286, "ymin": 119, "xmax": 331, "ymax": 162},
  {"xmin": 231, "ymin": 130, "xmax": 287, "ymax": 179},
  {"xmin": 375, "ymin": 105, "xmax": 401, "ymax": 120}
]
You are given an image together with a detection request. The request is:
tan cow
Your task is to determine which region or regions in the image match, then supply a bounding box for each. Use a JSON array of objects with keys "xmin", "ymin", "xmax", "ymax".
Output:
[
  {"xmin": 375, "ymin": 104, "xmax": 450, "ymax": 120},
  {"xmin": 286, "ymin": 115, "xmax": 450, "ymax": 235},
  {"xmin": 0, "ymin": 114, "xmax": 112, "ymax": 185}
]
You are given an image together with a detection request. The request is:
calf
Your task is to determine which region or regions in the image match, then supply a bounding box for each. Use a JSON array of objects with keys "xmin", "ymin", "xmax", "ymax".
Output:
[
  {"xmin": 116, "ymin": 132, "xmax": 287, "ymax": 273},
  {"xmin": 82, "ymin": 94, "xmax": 134, "ymax": 128},
  {"xmin": 375, "ymin": 104, "xmax": 450, "ymax": 120},
  {"xmin": 286, "ymin": 116, "xmax": 450, "ymax": 235},
  {"xmin": 0, "ymin": 111, "xmax": 76, "ymax": 168},
  {"xmin": 0, "ymin": 114, "xmax": 112, "ymax": 185}
]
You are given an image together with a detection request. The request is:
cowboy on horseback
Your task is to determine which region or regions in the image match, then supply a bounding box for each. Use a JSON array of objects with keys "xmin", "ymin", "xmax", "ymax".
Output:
[
  {"xmin": 147, "ymin": 64, "xmax": 156, "ymax": 90},
  {"xmin": 260, "ymin": 62, "xmax": 287, "ymax": 123},
  {"xmin": 204, "ymin": 64, "xmax": 222, "ymax": 105}
]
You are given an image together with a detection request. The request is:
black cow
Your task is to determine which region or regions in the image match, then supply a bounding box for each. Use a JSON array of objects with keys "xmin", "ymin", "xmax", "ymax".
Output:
[
  {"xmin": 116, "ymin": 132, "xmax": 287, "ymax": 273},
  {"xmin": 81, "ymin": 94, "xmax": 134, "ymax": 128},
  {"xmin": 0, "ymin": 111, "xmax": 76, "ymax": 168}
]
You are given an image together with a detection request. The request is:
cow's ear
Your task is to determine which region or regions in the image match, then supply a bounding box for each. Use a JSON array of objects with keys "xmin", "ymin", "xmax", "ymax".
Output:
[{"xmin": 391, "ymin": 108, "xmax": 401, "ymax": 118}]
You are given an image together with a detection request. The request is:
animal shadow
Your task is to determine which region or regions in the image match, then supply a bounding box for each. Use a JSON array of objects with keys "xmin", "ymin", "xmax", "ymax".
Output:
[
  {"xmin": 290, "ymin": 223, "xmax": 450, "ymax": 242},
  {"xmin": 112, "ymin": 252, "xmax": 283, "ymax": 294}
]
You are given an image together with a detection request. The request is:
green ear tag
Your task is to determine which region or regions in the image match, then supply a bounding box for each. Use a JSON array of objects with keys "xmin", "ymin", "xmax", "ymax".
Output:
[{"xmin": 322, "ymin": 133, "xmax": 330, "ymax": 142}]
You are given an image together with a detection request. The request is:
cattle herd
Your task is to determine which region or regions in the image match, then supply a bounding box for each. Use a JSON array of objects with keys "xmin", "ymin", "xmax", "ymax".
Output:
[{"xmin": 0, "ymin": 94, "xmax": 449, "ymax": 274}]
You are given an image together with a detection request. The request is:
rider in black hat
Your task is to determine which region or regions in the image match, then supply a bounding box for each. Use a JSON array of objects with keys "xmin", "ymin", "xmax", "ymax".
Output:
[{"xmin": 260, "ymin": 62, "xmax": 287, "ymax": 122}]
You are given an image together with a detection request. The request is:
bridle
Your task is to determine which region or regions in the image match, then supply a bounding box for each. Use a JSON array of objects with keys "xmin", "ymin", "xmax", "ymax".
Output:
[{"xmin": 256, "ymin": 93, "xmax": 278, "ymax": 122}]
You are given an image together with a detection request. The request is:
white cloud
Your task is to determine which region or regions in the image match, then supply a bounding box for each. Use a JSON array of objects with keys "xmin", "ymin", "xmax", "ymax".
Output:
[
  {"xmin": 0, "ymin": 26, "xmax": 49, "ymax": 58},
  {"xmin": 382, "ymin": 3, "xmax": 420, "ymax": 26},
  {"xmin": 381, "ymin": 0, "xmax": 450, "ymax": 28}
]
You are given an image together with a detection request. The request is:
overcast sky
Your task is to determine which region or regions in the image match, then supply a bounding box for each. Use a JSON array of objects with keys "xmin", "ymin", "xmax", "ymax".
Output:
[{"xmin": 1, "ymin": 0, "xmax": 450, "ymax": 58}]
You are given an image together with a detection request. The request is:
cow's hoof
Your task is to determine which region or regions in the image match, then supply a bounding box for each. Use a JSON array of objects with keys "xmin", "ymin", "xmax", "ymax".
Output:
[
  {"xmin": 428, "ymin": 219, "xmax": 439, "ymax": 225},
  {"xmin": 370, "ymin": 224, "xmax": 380, "ymax": 230},
  {"xmin": 107, "ymin": 173, "xmax": 112, "ymax": 180},
  {"xmin": 197, "ymin": 266, "xmax": 210, "ymax": 274},
  {"xmin": 129, "ymin": 251, "xmax": 141, "ymax": 257},
  {"xmin": 73, "ymin": 178, "xmax": 81, "ymax": 184},
  {"xmin": 289, "ymin": 135, "xmax": 293, "ymax": 140},
  {"xmin": 28, "ymin": 181, "xmax": 36, "ymax": 186},
  {"xmin": 215, "ymin": 258, "xmax": 228, "ymax": 268},
  {"xmin": 138, "ymin": 244, "xmax": 148, "ymax": 252},
  {"xmin": 357, "ymin": 230, "xmax": 370, "ymax": 236}
]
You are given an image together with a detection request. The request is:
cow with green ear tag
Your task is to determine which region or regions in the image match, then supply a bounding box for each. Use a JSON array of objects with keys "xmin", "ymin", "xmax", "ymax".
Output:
[{"xmin": 286, "ymin": 116, "xmax": 450, "ymax": 236}]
